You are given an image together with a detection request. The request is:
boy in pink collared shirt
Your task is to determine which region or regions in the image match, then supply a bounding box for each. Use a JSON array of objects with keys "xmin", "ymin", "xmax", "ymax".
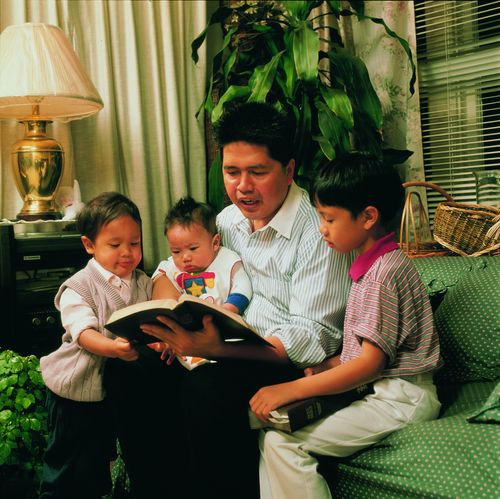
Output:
[{"xmin": 251, "ymin": 153, "xmax": 442, "ymax": 499}]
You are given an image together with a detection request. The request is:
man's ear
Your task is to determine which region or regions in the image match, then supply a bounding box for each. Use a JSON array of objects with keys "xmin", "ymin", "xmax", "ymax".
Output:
[
  {"xmin": 362, "ymin": 206, "xmax": 380, "ymax": 229},
  {"xmin": 81, "ymin": 235, "xmax": 95, "ymax": 255},
  {"xmin": 285, "ymin": 159, "xmax": 295, "ymax": 185},
  {"xmin": 213, "ymin": 233, "xmax": 221, "ymax": 251}
]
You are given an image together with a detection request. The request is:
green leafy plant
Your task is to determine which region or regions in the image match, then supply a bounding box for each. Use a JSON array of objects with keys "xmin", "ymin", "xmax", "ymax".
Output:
[
  {"xmin": 192, "ymin": 0, "xmax": 414, "ymax": 211},
  {"xmin": 0, "ymin": 349, "xmax": 48, "ymax": 498}
]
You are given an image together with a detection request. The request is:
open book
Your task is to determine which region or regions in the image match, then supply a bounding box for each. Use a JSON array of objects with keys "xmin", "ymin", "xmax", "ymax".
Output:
[
  {"xmin": 105, "ymin": 294, "xmax": 271, "ymax": 348},
  {"xmin": 248, "ymin": 384, "xmax": 374, "ymax": 433}
]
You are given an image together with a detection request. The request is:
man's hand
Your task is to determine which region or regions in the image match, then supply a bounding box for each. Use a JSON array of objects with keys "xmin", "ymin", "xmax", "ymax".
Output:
[
  {"xmin": 249, "ymin": 381, "xmax": 299, "ymax": 421},
  {"xmin": 140, "ymin": 314, "xmax": 225, "ymax": 358}
]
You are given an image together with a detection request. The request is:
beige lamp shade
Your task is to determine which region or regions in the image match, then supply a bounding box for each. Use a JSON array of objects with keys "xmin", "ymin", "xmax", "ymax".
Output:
[{"xmin": 0, "ymin": 23, "xmax": 103, "ymax": 121}]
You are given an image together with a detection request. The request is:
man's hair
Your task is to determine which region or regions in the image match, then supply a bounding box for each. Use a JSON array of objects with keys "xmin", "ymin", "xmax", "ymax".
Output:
[
  {"xmin": 77, "ymin": 191, "xmax": 142, "ymax": 241},
  {"xmin": 164, "ymin": 196, "xmax": 217, "ymax": 236},
  {"xmin": 311, "ymin": 152, "xmax": 404, "ymax": 228},
  {"xmin": 215, "ymin": 102, "xmax": 294, "ymax": 166}
]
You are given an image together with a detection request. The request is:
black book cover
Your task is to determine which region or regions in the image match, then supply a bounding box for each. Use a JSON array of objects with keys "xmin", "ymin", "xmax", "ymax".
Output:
[
  {"xmin": 249, "ymin": 383, "xmax": 375, "ymax": 432},
  {"xmin": 105, "ymin": 296, "xmax": 271, "ymax": 347}
]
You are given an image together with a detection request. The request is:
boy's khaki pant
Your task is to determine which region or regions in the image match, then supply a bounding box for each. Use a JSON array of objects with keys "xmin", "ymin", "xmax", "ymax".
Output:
[{"xmin": 259, "ymin": 374, "xmax": 441, "ymax": 499}]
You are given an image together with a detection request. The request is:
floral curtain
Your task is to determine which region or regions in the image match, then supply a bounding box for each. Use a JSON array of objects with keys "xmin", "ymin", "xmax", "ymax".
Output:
[{"xmin": 342, "ymin": 0, "xmax": 425, "ymax": 182}]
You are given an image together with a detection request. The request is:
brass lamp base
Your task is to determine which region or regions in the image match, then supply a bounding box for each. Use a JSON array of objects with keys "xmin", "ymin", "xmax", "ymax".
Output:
[{"xmin": 12, "ymin": 120, "xmax": 63, "ymax": 221}]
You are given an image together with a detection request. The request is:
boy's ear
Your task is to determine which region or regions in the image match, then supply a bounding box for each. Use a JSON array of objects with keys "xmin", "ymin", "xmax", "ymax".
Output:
[
  {"xmin": 362, "ymin": 206, "xmax": 380, "ymax": 229},
  {"xmin": 213, "ymin": 233, "xmax": 221, "ymax": 251},
  {"xmin": 81, "ymin": 235, "xmax": 95, "ymax": 255}
]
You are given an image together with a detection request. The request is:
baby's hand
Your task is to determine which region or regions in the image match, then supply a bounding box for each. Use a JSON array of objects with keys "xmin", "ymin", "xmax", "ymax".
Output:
[
  {"xmin": 113, "ymin": 337, "xmax": 139, "ymax": 361},
  {"xmin": 147, "ymin": 341, "xmax": 177, "ymax": 365},
  {"xmin": 199, "ymin": 294, "xmax": 215, "ymax": 304},
  {"xmin": 160, "ymin": 346, "xmax": 177, "ymax": 365}
]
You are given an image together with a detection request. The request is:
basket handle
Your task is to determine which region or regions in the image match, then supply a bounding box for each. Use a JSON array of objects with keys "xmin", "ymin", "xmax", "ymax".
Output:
[
  {"xmin": 399, "ymin": 190, "xmax": 432, "ymax": 250},
  {"xmin": 402, "ymin": 181, "xmax": 454, "ymax": 202}
]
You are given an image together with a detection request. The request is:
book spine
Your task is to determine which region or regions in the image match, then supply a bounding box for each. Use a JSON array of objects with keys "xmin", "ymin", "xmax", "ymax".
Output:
[
  {"xmin": 287, "ymin": 399, "xmax": 325, "ymax": 432},
  {"xmin": 286, "ymin": 384, "xmax": 374, "ymax": 432}
]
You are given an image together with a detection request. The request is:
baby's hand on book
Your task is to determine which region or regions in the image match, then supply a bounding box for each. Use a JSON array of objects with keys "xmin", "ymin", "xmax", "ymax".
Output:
[
  {"xmin": 113, "ymin": 337, "xmax": 139, "ymax": 361},
  {"xmin": 161, "ymin": 346, "xmax": 177, "ymax": 366},
  {"xmin": 146, "ymin": 342, "xmax": 176, "ymax": 365}
]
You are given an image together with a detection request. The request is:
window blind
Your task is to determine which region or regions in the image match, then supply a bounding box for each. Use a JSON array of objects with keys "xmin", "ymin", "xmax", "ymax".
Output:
[{"xmin": 414, "ymin": 0, "xmax": 500, "ymax": 220}]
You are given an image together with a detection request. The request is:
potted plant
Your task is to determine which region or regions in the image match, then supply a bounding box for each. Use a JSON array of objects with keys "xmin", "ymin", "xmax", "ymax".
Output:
[
  {"xmin": 192, "ymin": 0, "xmax": 414, "ymax": 211},
  {"xmin": 0, "ymin": 349, "xmax": 48, "ymax": 499}
]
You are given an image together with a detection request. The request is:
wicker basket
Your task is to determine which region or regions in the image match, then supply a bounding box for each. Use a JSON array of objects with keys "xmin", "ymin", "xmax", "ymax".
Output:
[
  {"xmin": 399, "ymin": 181, "xmax": 453, "ymax": 258},
  {"xmin": 433, "ymin": 202, "xmax": 500, "ymax": 256}
]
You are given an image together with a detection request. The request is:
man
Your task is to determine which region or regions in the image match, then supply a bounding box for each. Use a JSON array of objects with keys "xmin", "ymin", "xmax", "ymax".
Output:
[
  {"xmin": 142, "ymin": 102, "xmax": 353, "ymax": 498},
  {"xmin": 107, "ymin": 103, "xmax": 352, "ymax": 499}
]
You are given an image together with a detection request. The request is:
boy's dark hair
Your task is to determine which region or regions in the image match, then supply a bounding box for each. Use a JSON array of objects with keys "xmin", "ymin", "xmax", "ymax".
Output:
[
  {"xmin": 215, "ymin": 102, "xmax": 294, "ymax": 166},
  {"xmin": 77, "ymin": 191, "xmax": 142, "ymax": 241},
  {"xmin": 164, "ymin": 196, "xmax": 217, "ymax": 236},
  {"xmin": 311, "ymin": 152, "xmax": 404, "ymax": 228}
]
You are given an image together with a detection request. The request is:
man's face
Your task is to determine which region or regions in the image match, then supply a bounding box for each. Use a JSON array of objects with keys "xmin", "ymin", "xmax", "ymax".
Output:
[{"xmin": 222, "ymin": 141, "xmax": 294, "ymax": 231}]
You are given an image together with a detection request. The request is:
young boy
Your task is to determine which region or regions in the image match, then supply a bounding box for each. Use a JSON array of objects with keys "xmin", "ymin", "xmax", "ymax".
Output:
[
  {"xmin": 39, "ymin": 192, "xmax": 151, "ymax": 499},
  {"xmin": 151, "ymin": 196, "xmax": 252, "ymax": 367},
  {"xmin": 250, "ymin": 153, "xmax": 442, "ymax": 499}
]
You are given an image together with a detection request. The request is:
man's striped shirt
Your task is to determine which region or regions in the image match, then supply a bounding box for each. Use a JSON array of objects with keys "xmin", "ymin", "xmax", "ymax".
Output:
[{"xmin": 217, "ymin": 182, "xmax": 353, "ymax": 368}]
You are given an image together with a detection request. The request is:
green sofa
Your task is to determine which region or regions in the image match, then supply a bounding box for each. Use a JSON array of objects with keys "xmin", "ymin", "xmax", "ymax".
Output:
[{"xmin": 322, "ymin": 256, "xmax": 499, "ymax": 499}]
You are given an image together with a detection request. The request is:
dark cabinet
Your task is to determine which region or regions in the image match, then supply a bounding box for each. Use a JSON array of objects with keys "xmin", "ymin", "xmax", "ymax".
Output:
[{"xmin": 0, "ymin": 223, "xmax": 89, "ymax": 357}]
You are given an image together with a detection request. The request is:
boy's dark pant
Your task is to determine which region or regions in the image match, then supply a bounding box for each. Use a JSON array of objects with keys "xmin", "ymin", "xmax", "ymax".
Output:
[
  {"xmin": 39, "ymin": 390, "xmax": 114, "ymax": 499},
  {"xmin": 104, "ymin": 347, "xmax": 189, "ymax": 499},
  {"xmin": 104, "ymin": 348, "xmax": 301, "ymax": 499}
]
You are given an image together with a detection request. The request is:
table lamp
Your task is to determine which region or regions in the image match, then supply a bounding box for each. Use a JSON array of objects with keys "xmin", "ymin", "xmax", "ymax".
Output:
[{"xmin": 0, "ymin": 23, "xmax": 103, "ymax": 220}]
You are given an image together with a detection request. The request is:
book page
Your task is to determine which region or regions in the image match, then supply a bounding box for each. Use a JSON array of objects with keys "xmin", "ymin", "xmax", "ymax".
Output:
[{"xmin": 108, "ymin": 298, "xmax": 178, "ymax": 322}]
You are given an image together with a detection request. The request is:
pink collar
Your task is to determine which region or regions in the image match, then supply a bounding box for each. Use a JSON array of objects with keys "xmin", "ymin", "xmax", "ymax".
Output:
[{"xmin": 349, "ymin": 232, "xmax": 399, "ymax": 283}]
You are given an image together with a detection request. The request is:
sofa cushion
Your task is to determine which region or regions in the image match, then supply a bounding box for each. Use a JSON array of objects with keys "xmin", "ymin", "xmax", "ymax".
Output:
[
  {"xmin": 330, "ymin": 381, "xmax": 497, "ymax": 499},
  {"xmin": 413, "ymin": 256, "xmax": 500, "ymax": 383},
  {"xmin": 467, "ymin": 381, "xmax": 500, "ymax": 424}
]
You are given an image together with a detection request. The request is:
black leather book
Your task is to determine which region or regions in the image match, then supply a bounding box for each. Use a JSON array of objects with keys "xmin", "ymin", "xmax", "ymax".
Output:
[
  {"xmin": 248, "ymin": 383, "xmax": 375, "ymax": 432},
  {"xmin": 105, "ymin": 294, "xmax": 272, "ymax": 347}
]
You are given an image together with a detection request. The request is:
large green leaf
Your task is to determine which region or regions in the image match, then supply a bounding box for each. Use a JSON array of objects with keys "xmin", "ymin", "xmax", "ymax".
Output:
[
  {"xmin": 208, "ymin": 153, "xmax": 225, "ymax": 213},
  {"xmin": 314, "ymin": 134, "xmax": 335, "ymax": 161},
  {"xmin": 352, "ymin": 110, "xmax": 382, "ymax": 156},
  {"xmin": 196, "ymin": 26, "xmax": 238, "ymax": 118},
  {"xmin": 294, "ymin": 90, "xmax": 312, "ymax": 175},
  {"xmin": 280, "ymin": 30, "xmax": 296, "ymax": 97},
  {"xmin": 325, "ymin": 0, "xmax": 342, "ymax": 15},
  {"xmin": 211, "ymin": 85, "xmax": 251, "ymax": 123},
  {"xmin": 191, "ymin": 6, "xmax": 233, "ymax": 64},
  {"xmin": 382, "ymin": 148, "xmax": 413, "ymax": 167},
  {"xmin": 248, "ymin": 51, "xmax": 284, "ymax": 102},
  {"xmin": 223, "ymin": 50, "xmax": 238, "ymax": 87},
  {"xmin": 284, "ymin": 1, "xmax": 317, "ymax": 21},
  {"xmin": 293, "ymin": 21, "xmax": 319, "ymax": 82},
  {"xmin": 329, "ymin": 48, "xmax": 382, "ymax": 129},
  {"xmin": 320, "ymin": 86, "xmax": 354, "ymax": 129},
  {"xmin": 281, "ymin": 49, "xmax": 296, "ymax": 98},
  {"xmin": 316, "ymin": 100, "xmax": 348, "ymax": 157}
]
